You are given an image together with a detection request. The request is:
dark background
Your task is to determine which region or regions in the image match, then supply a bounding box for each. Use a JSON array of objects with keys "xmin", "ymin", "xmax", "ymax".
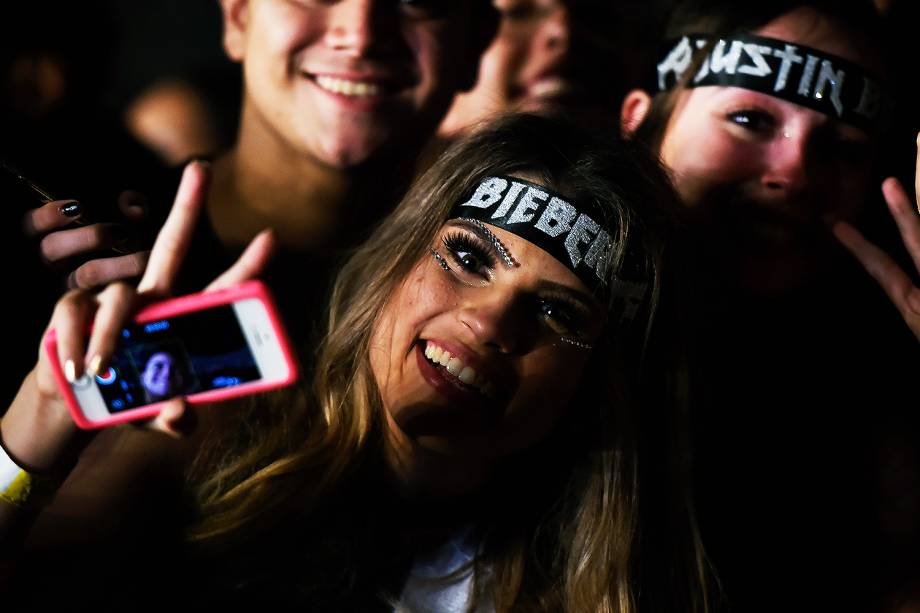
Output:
[{"xmin": 1, "ymin": 1, "xmax": 918, "ymax": 611}]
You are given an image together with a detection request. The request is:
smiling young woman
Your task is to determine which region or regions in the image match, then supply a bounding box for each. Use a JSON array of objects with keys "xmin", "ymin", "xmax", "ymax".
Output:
[
  {"xmin": 621, "ymin": 0, "xmax": 889, "ymax": 294},
  {"xmin": 184, "ymin": 114, "xmax": 710, "ymax": 610},
  {"xmin": 0, "ymin": 115, "xmax": 711, "ymax": 610},
  {"xmin": 618, "ymin": 2, "xmax": 920, "ymax": 611}
]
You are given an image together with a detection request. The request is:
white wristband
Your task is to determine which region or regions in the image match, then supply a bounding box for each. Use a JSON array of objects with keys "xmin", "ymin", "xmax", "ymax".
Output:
[
  {"xmin": 0, "ymin": 437, "xmax": 34, "ymax": 506},
  {"xmin": 0, "ymin": 440, "xmax": 25, "ymax": 490}
]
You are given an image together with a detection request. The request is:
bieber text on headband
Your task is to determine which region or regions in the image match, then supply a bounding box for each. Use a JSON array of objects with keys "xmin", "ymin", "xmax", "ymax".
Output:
[{"xmin": 449, "ymin": 175, "xmax": 649, "ymax": 326}]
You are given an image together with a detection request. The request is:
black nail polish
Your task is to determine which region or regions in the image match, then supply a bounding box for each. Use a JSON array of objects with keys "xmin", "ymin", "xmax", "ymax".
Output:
[{"xmin": 59, "ymin": 202, "xmax": 82, "ymax": 217}]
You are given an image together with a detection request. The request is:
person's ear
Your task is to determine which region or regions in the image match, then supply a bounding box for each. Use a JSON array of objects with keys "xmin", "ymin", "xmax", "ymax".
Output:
[
  {"xmin": 220, "ymin": 0, "xmax": 250, "ymax": 62},
  {"xmin": 620, "ymin": 89, "xmax": 652, "ymax": 138}
]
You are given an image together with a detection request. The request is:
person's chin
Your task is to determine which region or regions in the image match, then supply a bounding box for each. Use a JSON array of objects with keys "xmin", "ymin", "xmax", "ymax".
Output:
[
  {"xmin": 413, "ymin": 432, "xmax": 496, "ymax": 459},
  {"xmin": 309, "ymin": 130, "xmax": 391, "ymax": 169}
]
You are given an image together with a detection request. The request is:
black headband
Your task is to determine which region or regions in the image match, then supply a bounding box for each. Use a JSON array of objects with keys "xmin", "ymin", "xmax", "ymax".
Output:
[
  {"xmin": 449, "ymin": 176, "xmax": 648, "ymax": 320},
  {"xmin": 657, "ymin": 32, "xmax": 891, "ymax": 131}
]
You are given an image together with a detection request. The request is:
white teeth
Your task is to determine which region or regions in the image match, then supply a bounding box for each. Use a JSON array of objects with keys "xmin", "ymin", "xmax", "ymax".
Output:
[
  {"xmin": 423, "ymin": 341, "xmax": 495, "ymax": 397},
  {"xmin": 314, "ymin": 75, "xmax": 381, "ymax": 97},
  {"xmin": 446, "ymin": 357, "xmax": 463, "ymax": 376},
  {"xmin": 458, "ymin": 367, "xmax": 476, "ymax": 385}
]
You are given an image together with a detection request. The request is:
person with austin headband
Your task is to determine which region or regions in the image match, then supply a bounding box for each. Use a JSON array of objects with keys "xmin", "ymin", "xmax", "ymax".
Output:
[
  {"xmin": 621, "ymin": 0, "xmax": 901, "ymax": 295},
  {"xmin": 0, "ymin": 115, "xmax": 714, "ymax": 610},
  {"xmin": 620, "ymin": 2, "xmax": 920, "ymax": 611}
]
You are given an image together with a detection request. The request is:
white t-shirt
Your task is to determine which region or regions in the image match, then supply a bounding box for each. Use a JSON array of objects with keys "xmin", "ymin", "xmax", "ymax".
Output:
[{"xmin": 395, "ymin": 527, "xmax": 494, "ymax": 613}]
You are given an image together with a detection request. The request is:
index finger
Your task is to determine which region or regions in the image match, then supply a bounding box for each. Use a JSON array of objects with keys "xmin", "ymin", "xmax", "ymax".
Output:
[
  {"xmin": 137, "ymin": 161, "xmax": 210, "ymax": 296},
  {"xmin": 22, "ymin": 199, "xmax": 83, "ymax": 236}
]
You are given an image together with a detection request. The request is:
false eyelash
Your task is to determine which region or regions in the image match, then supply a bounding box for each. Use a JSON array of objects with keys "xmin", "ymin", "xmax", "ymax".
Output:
[{"xmin": 442, "ymin": 231, "xmax": 498, "ymax": 270}]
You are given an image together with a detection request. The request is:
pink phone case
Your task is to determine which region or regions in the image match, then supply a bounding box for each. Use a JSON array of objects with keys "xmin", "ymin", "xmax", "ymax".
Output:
[{"xmin": 43, "ymin": 280, "xmax": 298, "ymax": 429}]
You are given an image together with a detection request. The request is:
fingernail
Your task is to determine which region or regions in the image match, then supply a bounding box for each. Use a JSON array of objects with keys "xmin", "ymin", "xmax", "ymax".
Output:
[
  {"xmin": 59, "ymin": 201, "xmax": 82, "ymax": 217},
  {"xmin": 190, "ymin": 158, "xmax": 211, "ymax": 169},
  {"xmin": 86, "ymin": 355, "xmax": 102, "ymax": 378},
  {"xmin": 64, "ymin": 359, "xmax": 77, "ymax": 383}
]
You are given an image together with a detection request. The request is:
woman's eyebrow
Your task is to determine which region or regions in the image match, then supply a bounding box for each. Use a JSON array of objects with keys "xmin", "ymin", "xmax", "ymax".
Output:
[{"xmin": 447, "ymin": 219, "xmax": 516, "ymax": 267}]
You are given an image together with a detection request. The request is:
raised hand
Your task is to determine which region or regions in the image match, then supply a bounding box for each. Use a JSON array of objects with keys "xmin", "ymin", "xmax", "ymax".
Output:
[
  {"xmin": 833, "ymin": 135, "xmax": 920, "ymax": 342},
  {"xmin": 0, "ymin": 161, "xmax": 275, "ymax": 474}
]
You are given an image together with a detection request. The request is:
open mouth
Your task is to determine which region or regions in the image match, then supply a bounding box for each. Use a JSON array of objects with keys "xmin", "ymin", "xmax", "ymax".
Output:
[
  {"xmin": 302, "ymin": 71, "xmax": 408, "ymax": 103},
  {"xmin": 313, "ymin": 75, "xmax": 384, "ymax": 98},
  {"xmin": 414, "ymin": 339, "xmax": 499, "ymax": 409},
  {"xmin": 397, "ymin": 341, "xmax": 505, "ymax": 438},
  {"xmin": 422, "ymin": 340, "xmax": 496, "ymax": 397}
]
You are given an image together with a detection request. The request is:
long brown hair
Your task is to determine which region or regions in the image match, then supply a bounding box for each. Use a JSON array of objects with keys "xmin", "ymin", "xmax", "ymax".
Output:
[{"xmin": 191, "ymin": 113, "xmax": 711, "ymax": 612}]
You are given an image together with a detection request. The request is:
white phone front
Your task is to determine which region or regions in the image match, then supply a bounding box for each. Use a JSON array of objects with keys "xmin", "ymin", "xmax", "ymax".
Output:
[{"xmin": 71, "ymin": 295, "xmax": 295, "ymax": 425}]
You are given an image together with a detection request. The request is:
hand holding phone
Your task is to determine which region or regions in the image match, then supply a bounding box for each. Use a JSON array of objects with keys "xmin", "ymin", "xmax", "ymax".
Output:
[
  {"xmin": 44, "ymin": 280, "xmax": 297, "ymax": 428},
  {"xmin": 0, "ymin": 161, "xmax": 277, "ymax": 497},
  {"xmin": 44, "ymin": 161, "xmax": 281, "ymax": 425},
  {"xmin": 6, "ymin": 164, "xmax": 275, "ymax": 465}
]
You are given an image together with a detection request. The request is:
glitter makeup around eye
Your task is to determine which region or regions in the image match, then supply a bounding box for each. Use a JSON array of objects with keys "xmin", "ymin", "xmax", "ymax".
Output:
[
  {"xmin": 431, "ymin": 249, "xmax": 451, "ymax": 272},
  {"xmin": 466, "ymin": 219, "xmax": 516, "ymax": 268},
  {"xmin": 560, "ymin": 336, "xmax": 593, "ymax": 350}
]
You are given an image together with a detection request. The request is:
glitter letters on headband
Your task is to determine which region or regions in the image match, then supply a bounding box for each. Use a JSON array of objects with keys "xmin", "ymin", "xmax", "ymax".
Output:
[
  {"xmin": 448, "ymin": 176, "xmax": 648, "ymax": 315},
  {"xmin": 656, "ymin": 32, "xmax": 892, "ymax": 131}
]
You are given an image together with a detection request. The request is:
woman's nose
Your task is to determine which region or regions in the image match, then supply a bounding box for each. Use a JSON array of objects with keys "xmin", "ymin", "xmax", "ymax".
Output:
[
  {"xmin": 459, "ymin": 292, "xmax": 527, "ymax": 354},
  {"xmin": 761, "ymin": 129, "xmax": 808, "ymax": 195}
]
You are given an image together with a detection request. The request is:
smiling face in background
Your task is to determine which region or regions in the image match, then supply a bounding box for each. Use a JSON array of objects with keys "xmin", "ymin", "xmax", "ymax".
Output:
[
  {"xmin": 440, "ymin": 0, "xmax": 621, "ymax": 135},
  {"xmin": 369, "ymin": 216, "xmax": 605, "ymax": 466},
  {"xmin": 655, "ymin": 8, "xmax": 881, "ymax": 293},
  {"xmin": 221, "ymin": 0, "xmax": 482, "ymax": 167}
]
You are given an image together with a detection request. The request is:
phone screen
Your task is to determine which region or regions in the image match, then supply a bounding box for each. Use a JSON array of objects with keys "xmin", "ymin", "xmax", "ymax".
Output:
[{"xmin": 78, "ymin": 304, "xmax": 261, "ymax": 413}]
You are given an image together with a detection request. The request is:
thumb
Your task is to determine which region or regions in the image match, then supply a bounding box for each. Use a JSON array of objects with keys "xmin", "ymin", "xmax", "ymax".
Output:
[{"xmin": 148, "ymin": 398, "xmax": 198, "ymax": 439}]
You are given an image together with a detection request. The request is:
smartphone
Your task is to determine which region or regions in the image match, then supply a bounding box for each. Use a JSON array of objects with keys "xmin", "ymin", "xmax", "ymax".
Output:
[{"xmin": 44, "ymin": 280, "xmax": 298, "ymax": 429}]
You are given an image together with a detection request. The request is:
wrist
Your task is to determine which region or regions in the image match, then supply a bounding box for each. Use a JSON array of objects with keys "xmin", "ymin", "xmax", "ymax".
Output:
[{"xmin": 1, "ymin": 369, "xmax": 78, "ymax": 473}]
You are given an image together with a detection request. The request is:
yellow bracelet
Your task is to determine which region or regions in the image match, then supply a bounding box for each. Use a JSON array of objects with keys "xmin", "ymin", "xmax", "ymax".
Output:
[
  {"xmin": 0, "ymin": 432, "xmax": 40, "ymax": 508},
  {"xmin": 0, "ymin": 469, "xmax": 34, "ymax": 507}
]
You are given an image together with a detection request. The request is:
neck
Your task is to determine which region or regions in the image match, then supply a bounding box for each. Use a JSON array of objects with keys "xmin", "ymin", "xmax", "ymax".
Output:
[
  {"xmin": 382, "ymin": 413, "xmax": 492, "ymax": 500},
  {"xmin": 207, "ymin": 102, "xmax": 410, "ymax": 252}
]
